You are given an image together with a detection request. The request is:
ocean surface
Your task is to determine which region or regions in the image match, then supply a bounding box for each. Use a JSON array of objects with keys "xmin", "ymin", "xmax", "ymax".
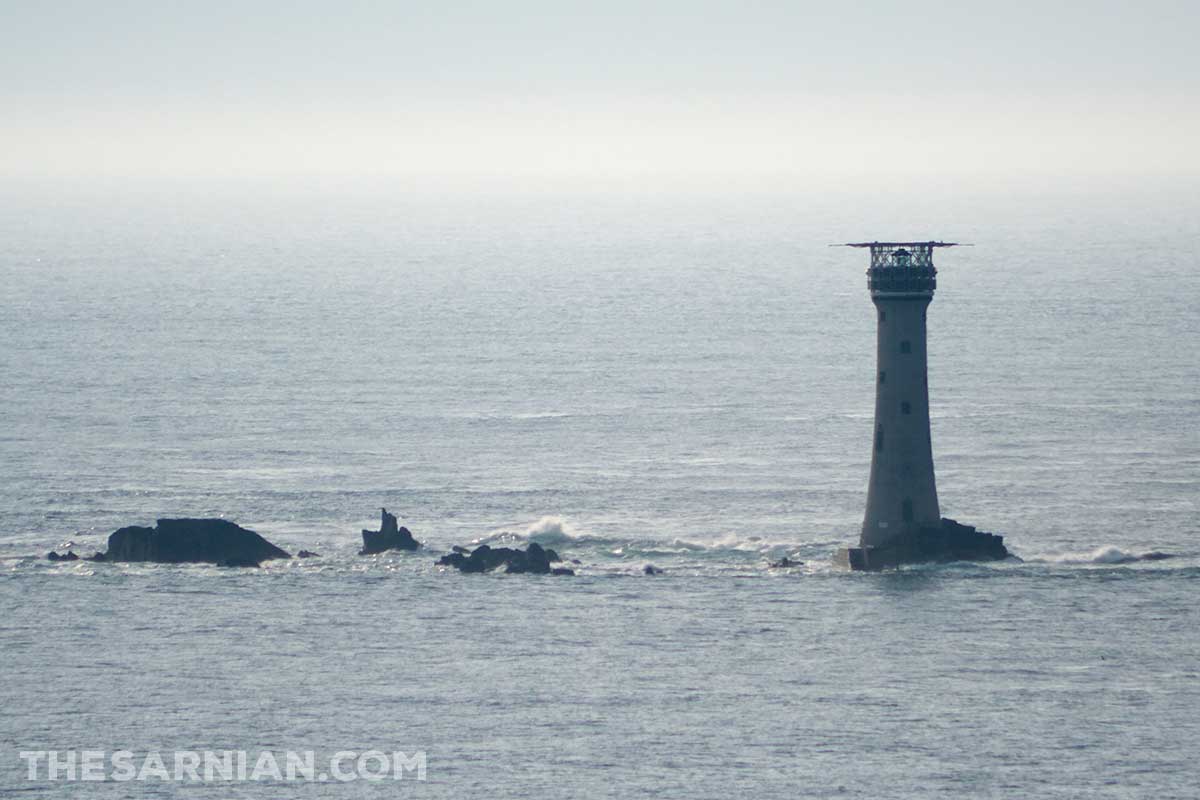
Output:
[{"xmin": 1, "ymin": 177, "xmax": 1198, "ymax": 798}]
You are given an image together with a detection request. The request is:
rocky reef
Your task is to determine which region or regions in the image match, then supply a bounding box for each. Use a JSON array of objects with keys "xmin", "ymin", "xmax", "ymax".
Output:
[
  {"xmin": 437, "ymin": 542, "xmax": 574, "ymax": 575},
  {"xmin": 359, "ymin": 508, "xmax": 420, "ymax": 555},
  {"xmin": 91, "ymin": 518, "xmax": 291, "ymax": 567},
  {"xmin": 836, "ymin": 517, "xmax": 1010, "ymax": 571}
]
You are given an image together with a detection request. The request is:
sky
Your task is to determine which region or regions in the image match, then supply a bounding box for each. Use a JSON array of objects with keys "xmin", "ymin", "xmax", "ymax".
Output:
[{"xmin": 2, "ymin": 0, "xmax": 1198, "ymax": 185}]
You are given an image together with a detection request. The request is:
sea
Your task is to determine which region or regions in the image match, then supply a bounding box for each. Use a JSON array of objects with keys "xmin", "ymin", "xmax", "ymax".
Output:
[{"xmin": 1, "ymin": 176, "xmax": 1198, "ymax": 798}]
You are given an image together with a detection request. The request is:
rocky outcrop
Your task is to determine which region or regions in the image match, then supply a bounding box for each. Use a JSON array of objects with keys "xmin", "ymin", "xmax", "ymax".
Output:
[
  {"xmin": 836, "ymin": 517, "xmax": 1009, "ymax": 571},
  {"xmin": 296, "ymin": 550, "xmax": 320, "ymax": 559},
  {"xmin": 46, "ymin": 550, "xmax": 79, "ymax": 562},
  {"xmin": 768, "ymin": 557, "xmax": 802, "ymax": 568},
  {"xmin": 643, "ymin": 564, "xmax": 664, "ymax": 575},
  {"xmin": 97, "ymin": 519, "xmax": 290, "ymax": 567},
  {"xmin": 359, "ymin": 508, "xmax": 419, "ymax": 555},
  {"xmin": 437, "ymin": 542, "xmax": 572, "ymax": 575}
]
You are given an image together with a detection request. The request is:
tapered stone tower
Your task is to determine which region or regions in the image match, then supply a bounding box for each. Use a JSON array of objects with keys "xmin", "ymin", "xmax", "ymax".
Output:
[
  {"xmin": 857, "ymin": 241, "xmax": 945, "ymax": 545},
  {"xmin": 835, "ymin": 241, "xmax": 1009, "ymax": 570}
]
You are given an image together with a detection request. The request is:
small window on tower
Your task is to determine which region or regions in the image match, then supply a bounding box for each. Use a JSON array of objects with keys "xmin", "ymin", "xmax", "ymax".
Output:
[
  {"xmin": 875, "ymin": 426, "xmax": 884, "ymax": 452},
  {"xmin": 879, "ymin": 310, "xmax": 887, "ymax": 322},
  {"xmin": 901, "ymin": 401, "xmax": 911, "ymax": 415},
  {"xmin": 900, "ymin": 340, "xmax": 912, "ymax": 354},
  {"xmin": 879, "ymin": 371, "xmax": 886, "ymax": 384}
]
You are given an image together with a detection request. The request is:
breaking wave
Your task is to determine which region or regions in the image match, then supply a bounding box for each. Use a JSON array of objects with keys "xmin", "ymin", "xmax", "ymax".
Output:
[
  {"xmin": 471, "ymin": 516, "xmax": 812, "ymax": 556},
  {"xmin": 467, "ymin": 517, "xmax": 820, "ymax": 570},
  {"xmin": 475, "ymin": 516, "xmax": 597, "ymax": 546},
  {"xmin": 521, "ymin": 516, "xmax": 583, "ymax": 544},
  {"xmin": 1037, "ymin": 546, "xmax": 1176, "ymax": 565}
]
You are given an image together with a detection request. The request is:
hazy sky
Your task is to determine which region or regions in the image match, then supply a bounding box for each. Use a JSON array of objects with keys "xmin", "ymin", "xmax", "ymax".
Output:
[{"xmin": 3, "ymin": 0, "xmax": 1198, "ymax": 183}]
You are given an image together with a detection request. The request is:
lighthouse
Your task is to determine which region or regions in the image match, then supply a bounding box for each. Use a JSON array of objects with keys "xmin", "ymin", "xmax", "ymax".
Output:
[
  {"xmin": 857, "ymin": 241, "xmax": 946, "ymax": 544},
  {"xmin": 835, "ymin": 241, "xmax": 1009, "ymax": 569}
]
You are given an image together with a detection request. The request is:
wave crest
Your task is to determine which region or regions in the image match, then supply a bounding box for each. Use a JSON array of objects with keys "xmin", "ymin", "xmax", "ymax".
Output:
[
  {"xmin": 1040, "ymin": 545, "xmax": 1176, "ymax": 565},
  {"xmin": 523, "ymin": 516, "xmax": 581, "ymax": 544},
  {"xmin": 476, "ymin": 516, "xmax": 588, "ymax": 546}
]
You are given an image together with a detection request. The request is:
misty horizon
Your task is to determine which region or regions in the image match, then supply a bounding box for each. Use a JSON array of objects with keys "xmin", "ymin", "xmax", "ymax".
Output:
[{"xmin": 4, "ymin": 1, "xmax": 1199, "ymax": 184}]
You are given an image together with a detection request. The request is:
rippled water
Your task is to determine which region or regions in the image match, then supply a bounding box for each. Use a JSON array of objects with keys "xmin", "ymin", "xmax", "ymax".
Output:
[{"xmin": 1, "ymin": 179, "xmax": 1198, "ymax": 797}]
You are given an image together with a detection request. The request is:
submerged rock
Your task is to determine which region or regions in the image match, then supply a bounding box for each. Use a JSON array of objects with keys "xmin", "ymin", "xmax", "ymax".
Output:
[
  {"xmin": 46, "ymin": 550, "xmax": 79, "ymax": 562},
  {"xmin": 643, "ymin": 564, "xmax": 664, "ymax": 575},
  {"xmin": 98, "ymin": 519, "xmax": 290, "ymax": 567},
  {"xmin": 769, "ymin": 557, "xmax": 802, "ymax": 569},
  {"xmin": 359, "ymin": 508, "xmax": 420, "ymax": 555},
  {"xmin": 216, "ymin": 556, "xmax": 265, "ymax": 568},
  {"xmin": 296, "ymin": 550, "xmax": 320, "ymax": 559},
  {"xmin": 836, "ymin": 517, "xmax": 1009, "ymax": 571},
  {"xmin": 437, "ymin": 542, "xmax": 572, "ymax": 575}
]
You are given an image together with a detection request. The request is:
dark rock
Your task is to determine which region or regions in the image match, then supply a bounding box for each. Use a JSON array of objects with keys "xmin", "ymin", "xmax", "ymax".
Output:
[
  {"xmin": 438, "ymin": 547, "xmax": 510, "ymax": 571},
  {"xmin": 550, "ymin": 567, "xmax": 575, "ymax": 576},
  {"xmin": 296, "ymin": 550, "xmax": 320, "ymax": 559},
  {"xmin": 85, "ymin": 552, "xmax": 107, "ymax": 562},
  {"xmin": 836, "ymin": 517, "xmax": 1010, "ymax": 571},
  {"xmin": 1139, "ymin": 551, "xmax": 1174, "ymax": 561},
  {"xmin": 464, "ymin": 545, "xmax": 516, "ymax": 573},
  {"xmin": 506, "ymin": 542, "xmax": 553, "ymax": 574},
  {"xmin": 216, "ymin": 557, "xmax": 262, "ymax": 568},
  {"xmin": 47, "ymin": 550, "xmax": 79, "ymax": 562},
  {"xmin": 451, "ymin": 545, "xmax": 470, "ymax": 554},
  {"xmin": 545, "ymin": 548, "xmax": 561, "ymax": 563},
  {"xmin": 503, "ymin": 549, "xmax": 528, "ymax": 573},
  {"xmin": 769, "ymin": 557, "xmax": 802, "ymax": 568},
  {"xmin": 99, "ymin": 519, "xmax": 290, "ymax": 565},
  {"xmin": 439, "ymin": 542, "xmax": 571, "ymax": 575},
  {"xmin": 643, "ymin": 564, "xmax": 664, "ymax": 575},
  {"xmin": 359, "ymin": 508, "xmax": 420, "ymax": 555}
]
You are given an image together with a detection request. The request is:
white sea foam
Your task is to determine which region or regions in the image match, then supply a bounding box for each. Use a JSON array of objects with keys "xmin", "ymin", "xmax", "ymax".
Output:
[
  {"xmin": 666, "ymin": 533, "xmax": 805, "ymax": 554},
  {"xmin": 473, "ymin": 518, "xmax": 809, "ymax": 557},
  {"xmin": 476, "ymin": 516, "xmax": 587, "ymax": 546},
  {"xmin": 522, "ymin": 516, "xmax": 581, "ymax": 544},
  {"xmin": 1038, "ymin": 546, "xmax": 1174, "ymax": 565}
]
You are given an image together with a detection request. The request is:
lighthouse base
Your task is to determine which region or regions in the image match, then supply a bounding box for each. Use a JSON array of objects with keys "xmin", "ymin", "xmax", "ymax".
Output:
[{"xmin": 835, "ymin": 517, "xmax": 1010, "ymax": 571}]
